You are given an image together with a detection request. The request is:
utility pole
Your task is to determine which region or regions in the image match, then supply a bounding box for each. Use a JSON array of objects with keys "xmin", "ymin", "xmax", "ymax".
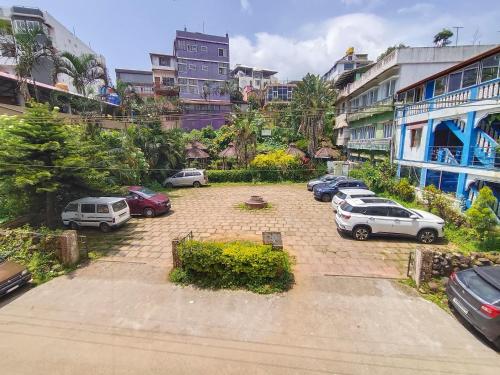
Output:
[{"xmin": 452, "ymin": 26, "xmax": 464, "ymax": 46}]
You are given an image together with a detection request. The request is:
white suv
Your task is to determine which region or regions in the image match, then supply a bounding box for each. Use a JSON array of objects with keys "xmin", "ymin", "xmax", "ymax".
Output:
[
  {"xmin": 331, "ymin": 188, "xmax": 376, "ymax": 211},
  {"xmin": 163, "ymin": 169, "xmax": 208, "ymax": 188},
  {"xmin": 335, "ymin": 198, "xmax": 445, "ymax": 244}
]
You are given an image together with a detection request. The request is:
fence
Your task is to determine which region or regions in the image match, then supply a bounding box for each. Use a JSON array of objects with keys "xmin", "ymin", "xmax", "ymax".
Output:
[{"xmin": 171, "ymin": 231, "xmax": 193, "ymax": 269}]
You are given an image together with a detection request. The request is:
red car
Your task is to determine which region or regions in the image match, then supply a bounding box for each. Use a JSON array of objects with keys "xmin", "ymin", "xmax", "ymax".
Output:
[{"xmin": 126, "ymin": 186, "xmax": 171, "ymax": 217}]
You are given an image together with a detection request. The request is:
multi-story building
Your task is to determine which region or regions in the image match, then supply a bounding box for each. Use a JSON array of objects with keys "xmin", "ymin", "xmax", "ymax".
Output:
[
  {"xmin": 322, "ymin": 48, "xmax": 372, "ymax": 83},
  {"xmin": 173, "ymin": 30, "xmax": 231, "ymax": 130},
  {"xmin": 115, "ymin": 69, "xmax": 154, "ymax": 99},
  {"xmin": 264, "ymin": 82, "xmax": 297, "ymax": 104},
  {"xmin": 231, "ymin": 65, "xmax": 278, "ymax": 92},
  {"xmin": 0, "ymin": 5, "xmax": 107, "ymax": 95},
  {"xmin": 335, "ymin": 45, "xmax": 496, "ymax": 161},
  {"xmin": 394, "ymin": 46, "xmax": 500, "ymax": 217},
  {"xmin": 150, "ymin": 52, "xmax": 178, "ymax": 98}
]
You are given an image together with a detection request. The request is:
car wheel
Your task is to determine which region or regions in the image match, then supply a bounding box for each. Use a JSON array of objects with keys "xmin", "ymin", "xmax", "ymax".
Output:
[
  {"xmin": 165, "ymin": 182, "xmax": 173, "ymax": 189},
  {"xmin": 143, "ymin": 207, "xmax": 155, "ymax": 218},
  {"xmin": 321, "ymin": 193, "xmax": 331, "ymax": 202},
  {"xmin": 352, "ymin": 226, "xmax": 370, "ymax": 241},
  {"xmin": 69, "ymin": 221, "xmax": 79, "ymax": 230},
  {"xmin": 99, "ymin": 222, "xmax": 111, "ymax": 233},
  {"xmin": 193, "ymin": 181, "xmax": 201, "ymax": 188},
  {"xmin": 417, "ymin": 229, "xmax": 437, "ymax": 244}
]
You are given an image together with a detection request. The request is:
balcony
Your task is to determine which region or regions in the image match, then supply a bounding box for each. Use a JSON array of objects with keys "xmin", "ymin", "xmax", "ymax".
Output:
[
  {"xmin": 396, "ymin": 77, "xmax": 500, "ymax": 119},
  {"xmin": 154, "ymin": 84, "xmax": 179, "ymax": 96},
  {"xmin": 347, "ymin": 137, "xmax": 391, "ymax": 151},
  {"xmin": 428, "ymin": 145, "xmax": 499, "ymax": 170},
  {"xmin": 347, "ymin": 97, "xmax": 393, "ymax": 122}
]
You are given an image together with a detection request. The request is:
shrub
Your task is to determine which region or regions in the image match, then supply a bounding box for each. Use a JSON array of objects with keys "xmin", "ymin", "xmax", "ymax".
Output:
[
  {"xmin": 390, "ymin": 178, "xmax": 415, "ymax": 202},
  {"xmin": 465, "ymin": 186, "xmax": 498, "ymax": 241},
  {"xmin": 172, "ymin": 240, "xmax": 294, "ymax": 293},
  {"xmin": 206, "ymin": 169, "xmax": 254, "ymax": 183},
  {"xmin": 250, "ymin": 150, "xmax": 309, "ymax": 182}
]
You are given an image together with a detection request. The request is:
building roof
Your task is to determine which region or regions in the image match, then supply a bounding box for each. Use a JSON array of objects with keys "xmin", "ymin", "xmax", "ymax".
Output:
[
  {"xmin": 218, "ymin": 143, "xmax": 237, "ymax": 158},
  {"xmin": 230, "ymin": 65, "xmax": 278, "ymax": 76},
  {"xmin": 333, "ymin": 63, "xmax": 375, "ymax": 89},
  {"xmin": 70, "ymin": 197, "xmax": 125, "ymax": 204},
  {"xmin": 186, "ymin": 141, "xmax": 208, "ymax": 150},
  {"xmin": 115, "ymin": 68, "xmax": 153, "ymax": 76},
  {"xmin": 286, "ymin": 143, "xmax": 306, "ymax": 158},
  {"xmin": 175, "ymin": 30, "xmax": 229, "ymax": 44},
  {"xmin": 314, "ymin": 147, "xmax": 341, "ymax": 159},
  {"xmin": 149, "ymin": 52, "xmax": 175, "ymax": 58},
  {"xmin": 397, "ymin": 45, "xmax": 500, "ymax": 94},
  {"xmin": 186, "ymin": 147, "xmax": 210, "ymax": 159}
]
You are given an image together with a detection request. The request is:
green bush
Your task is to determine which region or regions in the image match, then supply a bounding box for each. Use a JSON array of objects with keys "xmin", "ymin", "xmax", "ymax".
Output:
[
  {"xmin": 422, "ymin": 185, "xmax": 466, "ymax": 227},
  {"xmin": 389, "ymin": 178, "xmax": 415, "ymax": 202},
  {"xmin": 206, "ymin": 169, "xmax": 254, "ymax": 183},
  {"xmin": 172, "ymin": 240, "xmax": 294, "ymax": 293},
  {"xmin": 465, "ymin": 186, "xmax": 498, "ymax": 241}
]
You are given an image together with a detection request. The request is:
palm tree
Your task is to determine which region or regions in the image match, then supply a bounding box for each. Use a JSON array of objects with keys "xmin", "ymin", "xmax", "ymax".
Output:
[
  {"xmin": 58, "ymin": 52, "xmax": 107, "ymax": 96},
  {"xmin": 291, "ymin": 74, "xmax": 335, "ymax": 156},
  {"xmin": 230, "ymin": 111, "xmax": 263, "ymax": 167}
]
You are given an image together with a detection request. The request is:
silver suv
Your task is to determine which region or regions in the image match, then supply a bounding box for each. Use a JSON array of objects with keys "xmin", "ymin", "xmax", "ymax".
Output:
[
  {"xmin": 163, "ymin": 169, "xmax": 208, "ymax": 188},
  {"xmin": 335, "ymin": 198, "xmax": 445, "ymax": 244}
]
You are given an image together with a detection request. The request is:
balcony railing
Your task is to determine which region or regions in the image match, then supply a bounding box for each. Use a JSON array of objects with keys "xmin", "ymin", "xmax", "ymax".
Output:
[
  {"xmin": 396, "ymin": 77, "xmax": 500, "ymax": 118},
  {"xmin": 347, "ymin": 137, "xmax": 391, "ymax": 151},
  {"xmin": 427, "ymin": 145, "xmax": 499, "ymax": 169},
  {"xmin": 347, "ymin": 97, "xmax": 393, "ymax": 122}
]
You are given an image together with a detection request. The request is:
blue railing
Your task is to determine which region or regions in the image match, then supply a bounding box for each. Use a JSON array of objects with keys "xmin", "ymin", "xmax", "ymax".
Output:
[
  {"xmin": 396, "ymin": 77, "xmax": 500, "ymax": 118},
  {"xmin": 427, "ymin": 145, "xmax": 499, "ymax": 169}
]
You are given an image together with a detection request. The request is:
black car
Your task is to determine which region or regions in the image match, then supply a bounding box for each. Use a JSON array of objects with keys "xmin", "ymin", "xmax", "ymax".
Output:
[
  {"xmin": 446, "ymin": 266, "xmax": 500, "ymax": 349},
  {"xmin": 313, "ymin": 179, "xmax": 368, "ymax": 202},
  {"xmin": 306, "ymin": 174, "xmax": 346, "ymax": 191}
]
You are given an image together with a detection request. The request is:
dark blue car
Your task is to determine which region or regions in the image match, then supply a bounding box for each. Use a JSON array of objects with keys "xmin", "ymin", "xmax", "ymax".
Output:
[{"xmin": 313, "ymin": 179, "xmax": 368, "ymax": 202}]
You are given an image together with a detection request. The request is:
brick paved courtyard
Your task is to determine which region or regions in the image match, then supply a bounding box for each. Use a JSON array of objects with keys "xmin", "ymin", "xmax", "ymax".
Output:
[{"xmin": 87, "ymin": 184, "xmax": 449, "ymax": 279}]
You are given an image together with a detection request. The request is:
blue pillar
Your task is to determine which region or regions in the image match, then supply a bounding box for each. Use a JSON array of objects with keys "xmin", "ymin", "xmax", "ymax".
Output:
[
  {"xmin": 398, "ymin": 124, "xmax": 406, "ymax": 160},
  {"xmin": 456, "ymin": 173, "xmax": 468, "ymax": 201},
  {"xmin": 419, "ymin": 168, "xmax": 428, "ymax": 189},
  {"xmin": 423, "ymin": 119, "xmax": 435, "ymax": 162},
  {"xmin": 460, "ymin": 87, "xmax": 478, "ymax": 166}
]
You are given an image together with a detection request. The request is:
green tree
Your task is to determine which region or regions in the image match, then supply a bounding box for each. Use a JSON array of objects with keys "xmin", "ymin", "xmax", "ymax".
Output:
[
  {"xmin": 291, "ymin": 74, "xmax": 336, "ymax": 156},
  {"xmin": 465, "ymin": 187, "xmax": 498, "ymax": 240},
  {"xmin": 377, "ymin": 44, "xmax": 409, "ymax": 61},
  {"xmin": 0, "ymin": 103, "xmax": 109, "ymax": 227},
  {"xmin": 230, "ymin": 111, "xmax": 264, "ymax": 167},
  {"xmin": 58, "ymin": 52, "xmax": 107, "ymax": 96},
  {"xmin": 433, "ymin": 29, "xmax": 453, "ymax": 46}
]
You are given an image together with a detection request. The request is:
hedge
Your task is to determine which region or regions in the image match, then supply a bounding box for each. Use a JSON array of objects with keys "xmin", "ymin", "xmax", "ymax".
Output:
[
  {"xmin": 206, "ymin": 168, "xmax": 320, "ymax": 183},
  {"xmin": 170, "ymin": 240, "xmax": 294, "ymax": 293}
]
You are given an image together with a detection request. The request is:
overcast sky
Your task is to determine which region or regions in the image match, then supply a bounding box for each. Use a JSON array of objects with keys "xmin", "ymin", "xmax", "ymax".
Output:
[{"xmin": 8, "ymin": 0, "xmax": 500, "ymax": 82}]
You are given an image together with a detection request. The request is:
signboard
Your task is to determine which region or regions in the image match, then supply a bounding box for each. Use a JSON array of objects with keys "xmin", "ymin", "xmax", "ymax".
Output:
[{"xmin": 261, "ymin": 129, "xmax": 272, "ymax": 136}]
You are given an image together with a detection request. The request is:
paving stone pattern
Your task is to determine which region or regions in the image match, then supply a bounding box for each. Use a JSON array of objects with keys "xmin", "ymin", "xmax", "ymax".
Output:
[{"xmin": 91, "ymin": 185, "xmax": 449, "ymax": 279}]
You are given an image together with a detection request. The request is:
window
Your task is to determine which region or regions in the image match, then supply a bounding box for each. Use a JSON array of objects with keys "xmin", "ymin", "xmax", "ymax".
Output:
[
  {"xmin": 177, "ymin": 40, "xmax": 186, "ymax": 50},
  {"xmin": 448, "ymin": 71, "xmax": 462, "ymax": 92},
  {"xmin": 178, "ymin": 63, "xmax": 187, "ymax": 73},
  {"xmin": 381, "ymin": 79, "xmax": 396, "ymax": 98},
  {"xmin": 111, "ymin": 200, "xmax": 128, "ymax": 212},
  {"xmin": 383, "ymin": 123, "xmax": 393, "ymax": 138},
  {"xmin": 405, "ymin": 89, "xmax": 415, "ymax": 103},
  {"xmin": 64, "ymin": 203, "xmax": 78, "ymax": 212},
  {"xmin": 218, "ymin": 63, "xmax": 228, "ymax": 75},
  {"xmin": 81, "ymin": 204, "xmax": 96, "ymax": 214},
  {"xmin": 173, "ymin": 172, "xmax": 184, "ymax": 178},
  {"xmin": 410, "ymin": 128, "xmax": 422, "ymax": 148},
  {"xmin": 388, "ymin": 207, "xmax": 411, "ymax": 218},
  {"xmin": 434, "ymin": 76, "xmax": 447, "ymax": 96},
  {"xmin": 187, "ymin": 44, "xmax": 197, "ymax": 52},
  {"xmin": 462, "ymin": 64, "xmax": 478, "ymax": 88},
  {"xmin": 365, "ymin": 207, "xmax": 388, "ymax": 216},
  {"xmin": 201, "ymin": 65, "xmax": 208, "ymax": 71},
  {"xmin": 188, "ymin": 64, "xmax": 196, "ymax": 70},
  {"xmin": 97, "ymin": 204, "xmax": 110, "ymax": 214},
  {"xmin": 255, "ymin": 79, "xmax": 261, "ymax": 87},
  {"xmin": 344, "ymin": 63, "xmax": 354, "ymax": 70},
  {"xmin": 200, "ymin": 45, "xmax": 208, "ymax": 52},
  {"xmin": 481, "ymin": 54, "xmax": 500, "ymax": 82},
  {"xmin": 218, "ymin": 48, "xmax": 226, "ymax": 57},
  {"xmin": 459, "ymin": 269, "xmax": 500, "ymax": 303},
  {"xmin": 158, "ymin": 56, "xmax": 169, "ymax": 66}
]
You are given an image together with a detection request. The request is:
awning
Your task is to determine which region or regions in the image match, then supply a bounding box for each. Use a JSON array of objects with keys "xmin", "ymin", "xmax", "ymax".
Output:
[{"xmin": 407, "ymin": 121, "xmax": 426, "ymax": 130}]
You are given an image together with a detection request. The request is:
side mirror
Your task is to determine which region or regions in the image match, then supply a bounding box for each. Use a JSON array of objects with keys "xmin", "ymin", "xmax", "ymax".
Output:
[{"xmin": 410, "ymin": 214, "xmax": 419, "ymax": 219}]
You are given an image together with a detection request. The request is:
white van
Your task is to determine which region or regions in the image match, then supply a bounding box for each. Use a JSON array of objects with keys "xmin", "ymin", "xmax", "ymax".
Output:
[{"xmin": 61, "ymin": 197, "xmax": 130, "ymax": 232}]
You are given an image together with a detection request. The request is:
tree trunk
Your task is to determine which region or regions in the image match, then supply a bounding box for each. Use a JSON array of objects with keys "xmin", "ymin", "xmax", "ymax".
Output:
[{"xmin": 46, "ymin": 191, "xmax": 57, "ymax": 229}]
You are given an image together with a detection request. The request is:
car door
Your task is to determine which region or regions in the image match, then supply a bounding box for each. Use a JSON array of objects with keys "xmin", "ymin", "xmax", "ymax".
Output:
[
  {"xmin": 363, "ymin": 206, "xmax": 391, "ymax": 233},
  {"xmin": 63, "ymin": 203, "xmax": 80, "ymax": 224},
  {"xmin": 171, "ymin": 172, "xmax": 184, "ymax": 186},
  {"xmin": 333, "ymin": 181, "xmax": 349, "ymax": 195},
  {"xmin": 183, "ymin": 171, "xmax": 195, "ymax": 186},
  {"xmin": 126, "ymin": 193, "xmax": 141, "ymax": 215},
  {"xmin": 388, "ymin": 207, "xmax": 419, "ymax": 236},
  {"xmin": 80, "ymin": 203, "xmax": 97, "ymax": 227}
]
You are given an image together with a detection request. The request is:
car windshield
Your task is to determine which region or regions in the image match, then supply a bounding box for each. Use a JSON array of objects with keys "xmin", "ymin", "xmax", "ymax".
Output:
[
  {"xmin": 336, "ymin": 192, "xmax": 347, "ymax": 199},
  {"xmin": 137, "ymin": 187, "xmax": 156, "ymax": 197},
  {"xmin": 459, "ymin": 269, "xmax": 500, "ymax": 304},
  {"xmin": 409, "ymin": 209, "xmax": 423, "ymax": 218},
  {"xmin": 112, "ymin": 200, "xmax": 128, "ymax": 212}
]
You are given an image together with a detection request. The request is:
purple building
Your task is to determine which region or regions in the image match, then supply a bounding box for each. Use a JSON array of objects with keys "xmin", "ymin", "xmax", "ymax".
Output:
[{"xmin": 174, "ymin": 30, "xmax": 231, "ymax": 130}]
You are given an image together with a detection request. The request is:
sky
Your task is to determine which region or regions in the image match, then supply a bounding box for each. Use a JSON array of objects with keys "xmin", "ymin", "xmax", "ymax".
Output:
[{"xmin": 5, "ymin": 0, "xmax": 500, "ymax": 83}]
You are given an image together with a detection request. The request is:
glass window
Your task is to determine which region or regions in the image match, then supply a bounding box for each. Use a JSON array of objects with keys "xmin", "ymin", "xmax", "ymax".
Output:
[
  {"xmin": 111, "ymin": 200, "xmax": 128, "ymax": 212},
  {"xmin": 458, "ymin": 269, "xmax": 500, "ymax": 304},
  {"xmin": 81, "ymin": 204, "xmax": 96, "ymax": 213},
  {"xmin": 158, "ymin": 56, "xmax": 169, "ymax": 66},
  {"xmin": 218, "ymin": 48, "xmax": 226, "ymax": 57},
  {"xmin": 201, "ymin": 65, "xmax": 208, "ymax": 71},
  {"xmin": 200, "ymin": 45, "xmax": 208, "ymax": 52},
  {"xmin": 448, "ymin": 72, "xmax": 462, "ymax": 92},
  {"xmin": 97, "ymin": 204, "xmax": 110, "ymax": 214},
  {"xmin": 434, "ymin": 76, "xmax": 447, "ymax": 96},
  {"xmin": 405, "ymin": 89, "xmax": 415, "ymax": 103},
  {"xmin": 388, "ymin": 207, "xmax": 411, "ymax": 218},
  {"xmin": 365, "ymin": 207, "xmax": 389, "ymax": 216},
  {"xmin": 480, "ymin": 54, "xmax": 500, "ymax": 83},
  {"xmin": 177, "ymin": 40, "xmax": 186, "ymax": 50},
  {"xmin": 410, "ymin": 128, "xmax": 422, "ymax": 148},
  {"xmin": 178, "ymin": 63, "xmax": 187, "ymax": 73},
  {"xmin": 189, "ymin": 64, "xmax": 196, "ymax": 70},
  {"xmin": 187, "ymin": 44, "xmax": 197, "ymax": 52},
  {"xmin": 64, "ymin": 203, "xmax": 78, "ymax": 212},
  {"xmin": 173, "ymin": 172, "xmax": 184, "ymax": 178},
  {"xmin": 462, "ymin": 64, "xmax": 478, "ymax": 88}
]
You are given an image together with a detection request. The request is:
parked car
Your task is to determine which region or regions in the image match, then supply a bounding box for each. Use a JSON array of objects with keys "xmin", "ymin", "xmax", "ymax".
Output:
[
  {"xmin": 61, "ymin": 197, "xmax": 130, "ymax": 232},
  {"xmin": 126, "ymin": 186, "xmax": 171, "ymax": 218},
  {"xmin": 163, "ymin": 168, "xmax": 208, "ymax": 188},
  {"xmin": 0, "ymin": 256, "xmax": 31, "ymax": 297},
  {"xmin": 335, "ymin": 198, "xmax": 445, "ymax": 243},
  {"xmin": 446, "ymin": 266, "xmax": 500, "ymax": 349},
  {"xmin": 313, "ymin": 179, "xmax": 368, "ymax": 202},
  {"xmin": 307, "ymin": 174, "xmax": 346, "ymax": 191},
  {"xmin": 331, "ymin": 189, "xmax": 376, "ymax": 211}
]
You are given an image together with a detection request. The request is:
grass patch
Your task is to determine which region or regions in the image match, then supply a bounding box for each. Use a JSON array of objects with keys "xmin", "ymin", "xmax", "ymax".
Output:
[
  {"xmin": 235, "ymin": 202, "xmax": 273, "ymax": 211},
  {"xmin": 400, "ymin": 278, "xmax": 450, "ymax": 312},
  {"xmin": 170, "ymin": 240, "xmax": 294, "ymax": 294}
]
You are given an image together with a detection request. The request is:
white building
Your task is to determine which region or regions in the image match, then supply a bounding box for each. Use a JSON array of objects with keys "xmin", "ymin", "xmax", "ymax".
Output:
[
  {"xmin": 322, "ymin": 48, "xmax": 372, "ymax": 83},
  {"xmin": 0, "ymin": 5, "xmax": 107, "ymax": 95},
  {"xmin": 231, "ymin": 65, "xmax": 278, "ymax": 91}
]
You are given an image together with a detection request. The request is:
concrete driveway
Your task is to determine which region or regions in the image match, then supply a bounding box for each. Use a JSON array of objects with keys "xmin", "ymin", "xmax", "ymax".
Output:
[{"xmin": 0, "ymin": 184, "xmax": 499, "ymax": 374}]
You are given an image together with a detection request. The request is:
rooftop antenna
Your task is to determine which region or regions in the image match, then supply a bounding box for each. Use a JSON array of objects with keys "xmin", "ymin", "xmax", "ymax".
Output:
[
  {"xmin": 452, "ymin": 26, "xmax": 463, "ymax": 46},
  {"xmin": 202, "ymin": 21, "xmax": 205, "ymax": 33}
]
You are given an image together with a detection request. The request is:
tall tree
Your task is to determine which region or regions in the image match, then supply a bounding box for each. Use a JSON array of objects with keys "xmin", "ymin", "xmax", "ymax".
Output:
[
  {"xmin": 58, "ymin": 52, "xmax": 107, "ymax": 96},
  {"xmin": 230, "ymin": 111, "xmax": 263, "ymax": 167},
  {"xmin": 291, "ymin": 74, "xmax": 336, "ymax": 156},
  {"xmin": 433, "ymin": 29, "xmax": 454, "ymax": 47}
]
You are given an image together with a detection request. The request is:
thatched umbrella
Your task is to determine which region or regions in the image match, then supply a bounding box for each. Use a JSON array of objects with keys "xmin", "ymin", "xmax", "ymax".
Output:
[
  {"xmin": 218, "ymin": 143, "xmax": 237, "ymax": 170},
  {"xmin": 185, "ymin": 140, "xmax": 208, "ymax": 150},
  {"xmin": 286, "ymin": 143, "xmax": 306, "ymax": 159},
  {"xmin": 314, "ymin": 146, "xmax": 341, "ymax": 160},
  {"xmin": 186, "ymin": 147, "xmax": 210, "ymax": 167}
]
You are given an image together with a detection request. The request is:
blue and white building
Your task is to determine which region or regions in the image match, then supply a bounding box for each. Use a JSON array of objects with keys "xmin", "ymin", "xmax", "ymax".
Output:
[{"xmin": 395, "ymin": 46, "xmax": 500, "ymax": 217}]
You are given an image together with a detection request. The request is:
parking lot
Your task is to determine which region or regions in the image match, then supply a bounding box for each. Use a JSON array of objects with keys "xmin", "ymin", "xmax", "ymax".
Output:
[{"xmin": 94, "ymin": 183, "xmax": 445, "ymax": 279}]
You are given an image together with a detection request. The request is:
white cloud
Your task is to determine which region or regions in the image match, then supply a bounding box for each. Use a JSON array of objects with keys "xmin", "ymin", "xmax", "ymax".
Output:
[
  {"xmin": 240, "ymin": 0, "xmax": 251, "ymax": 13},
  {"xmin": 397, "ymin": 3, "xmax": 435, "ymax": 15}
]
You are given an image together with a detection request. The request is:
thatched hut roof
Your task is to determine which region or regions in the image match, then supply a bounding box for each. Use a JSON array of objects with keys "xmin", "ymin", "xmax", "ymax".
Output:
[
  {"xmin": 186, "ymin": 147, "xmax": 210, "ymax": 159},
  {"xmin": 218, "ymin": 143, "xmax": 237, "ymax": 158},
  {"xmin": 286, "ymin": 143, "xmax": 306, "ymax": 158},
  {"xmin": 185, "ymin": 141, "xmax": 208, "ymax": 150},
  {"xmin": 314, "ymin": 146, "xmax": 341, "ymax": 159}
]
